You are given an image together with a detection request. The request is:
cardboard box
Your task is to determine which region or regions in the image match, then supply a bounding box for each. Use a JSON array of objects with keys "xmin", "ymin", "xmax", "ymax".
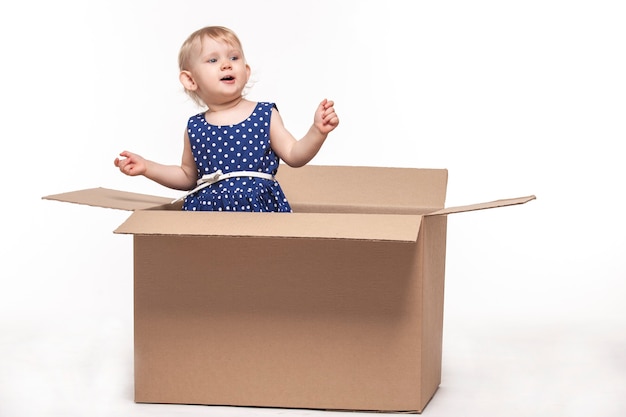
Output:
[{"xmin": 43, "ymin": 165, "xmax": 535, "ymax": 413}]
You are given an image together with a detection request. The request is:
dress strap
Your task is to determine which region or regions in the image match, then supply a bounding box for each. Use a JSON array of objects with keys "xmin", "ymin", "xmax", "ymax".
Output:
[{"xmin": 171, "ymin": 170, "xmax": 275, "ymax": 204}]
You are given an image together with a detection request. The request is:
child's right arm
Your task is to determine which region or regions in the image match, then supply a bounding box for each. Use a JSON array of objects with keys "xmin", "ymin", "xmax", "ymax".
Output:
[{"xmin": 114, "ymin": 130, "xmax": 198, "ymax": 191}]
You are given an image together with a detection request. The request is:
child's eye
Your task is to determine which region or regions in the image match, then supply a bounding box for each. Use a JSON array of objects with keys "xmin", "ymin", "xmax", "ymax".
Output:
[
  {"xmin": 208, "ymin": 58, "xmax": 218, "ymax": 63},
  {"xmin": 230, "ymin": 56, "xmax": 239, "ymax": 61}
]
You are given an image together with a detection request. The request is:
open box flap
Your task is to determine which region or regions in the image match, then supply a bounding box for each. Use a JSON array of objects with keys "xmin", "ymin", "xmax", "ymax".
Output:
[
  {"xmin": 42, "ymin": 187, "xmax": 173, "ymax": 211},
  {"xmin": 277, "ymin": 165, "xmax": 448, "ymax": 212},
  {"xmin": 426, "ymin": 195, "xmax": 536, "ymax": 216},
  {"xmin": 113, "ymin": 211, "xmax": 423, "ymax": 242}
]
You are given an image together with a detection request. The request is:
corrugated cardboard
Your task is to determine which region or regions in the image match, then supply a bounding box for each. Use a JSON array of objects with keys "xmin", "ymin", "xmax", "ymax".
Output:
[{"xmin": 42, "ymin": 165, "xmax": 535, "ymax": 413}]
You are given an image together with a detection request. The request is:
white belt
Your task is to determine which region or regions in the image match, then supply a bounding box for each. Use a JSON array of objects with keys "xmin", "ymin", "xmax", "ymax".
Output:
[{"xmin": 171, "ymin": 169, "xmax": 275, "ymax": 204}]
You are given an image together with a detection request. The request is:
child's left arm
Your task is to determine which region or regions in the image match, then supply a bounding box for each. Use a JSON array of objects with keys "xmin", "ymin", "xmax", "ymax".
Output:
[{"xmin": 270, "ymin": 98, "xmax": 339, "ymax": 167}]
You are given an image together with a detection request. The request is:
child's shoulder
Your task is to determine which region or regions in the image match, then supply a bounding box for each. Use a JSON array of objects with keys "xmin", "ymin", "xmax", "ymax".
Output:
[
  {"xmin": 254, "ymin": 101, "xmax": 278, "ymax": 112},
  {"xmin": 187, "ymin": 112, "xmax": 206, "ymax": 122},
  {"xmin": 252, "ymin": 101, "xmax": 275, "ymax": 107}
]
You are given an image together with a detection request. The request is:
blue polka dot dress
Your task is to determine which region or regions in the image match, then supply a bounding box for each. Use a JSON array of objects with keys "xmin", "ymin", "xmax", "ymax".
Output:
[{"xmin": 182, "ymin": 102, "xmax": 292, "ymax": 212}]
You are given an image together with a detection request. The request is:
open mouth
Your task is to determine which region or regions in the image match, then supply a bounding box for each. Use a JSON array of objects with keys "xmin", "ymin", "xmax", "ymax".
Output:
[{"xmin": 221, "ymin": 76, "xmax": 234, "ymax": 81}]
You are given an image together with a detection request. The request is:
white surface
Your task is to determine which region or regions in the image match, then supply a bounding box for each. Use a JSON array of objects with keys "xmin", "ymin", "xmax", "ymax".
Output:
[{"xmin": 2, "ymin": 1, "xmax": 625, "ymax": 416}]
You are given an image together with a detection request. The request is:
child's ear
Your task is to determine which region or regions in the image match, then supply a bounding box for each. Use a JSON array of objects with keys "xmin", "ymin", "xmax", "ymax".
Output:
[
  {"xmin": 245, "ymin": 64, "xmax": 251, "ymax": 82},
  {"xmin": 179, "ymin": 70, "xmax": 197, "ymax": 91}
]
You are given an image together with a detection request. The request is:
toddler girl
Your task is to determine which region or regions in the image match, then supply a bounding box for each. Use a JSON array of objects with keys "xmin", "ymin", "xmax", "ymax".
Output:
[{"xmin": 114, "ymin": 25, "xmax": 339, "ymax": 212}]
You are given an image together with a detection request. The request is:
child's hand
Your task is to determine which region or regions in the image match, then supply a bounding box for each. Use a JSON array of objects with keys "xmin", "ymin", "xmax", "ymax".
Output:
[
  {"xmin": 114, "ymin": 151, "xmax": 147, "ymax": 176},
  {"xmin": 314, "ymin": 98, "xmax": 339, "ymax": 135}
]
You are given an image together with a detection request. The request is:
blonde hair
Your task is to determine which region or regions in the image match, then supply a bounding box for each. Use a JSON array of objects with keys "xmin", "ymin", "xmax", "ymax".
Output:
[{"xmin": 178, "ymin": 26, "xmax": 248, "ymax": 107}]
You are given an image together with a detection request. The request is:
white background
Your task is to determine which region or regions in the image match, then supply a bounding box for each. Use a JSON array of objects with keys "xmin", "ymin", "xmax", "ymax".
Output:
[{"xmin": 1, "ymin": 1, "xmax": 625, "ymax": 416}]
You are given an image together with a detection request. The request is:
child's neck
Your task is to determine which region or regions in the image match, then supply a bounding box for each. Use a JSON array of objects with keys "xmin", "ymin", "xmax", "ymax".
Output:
[
  {"xmin": 204, "ymin": 97, "xmax": 255, "ymax": 126},
  {"xmin": 206, "ymin": 96, "xmax": 244, "ymax": 113}
]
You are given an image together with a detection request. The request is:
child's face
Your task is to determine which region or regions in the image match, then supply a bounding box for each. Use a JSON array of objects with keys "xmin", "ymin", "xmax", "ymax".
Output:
[{"xmin": 185, "ymin": 36, "xmax": 250, "ymax": 104}]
